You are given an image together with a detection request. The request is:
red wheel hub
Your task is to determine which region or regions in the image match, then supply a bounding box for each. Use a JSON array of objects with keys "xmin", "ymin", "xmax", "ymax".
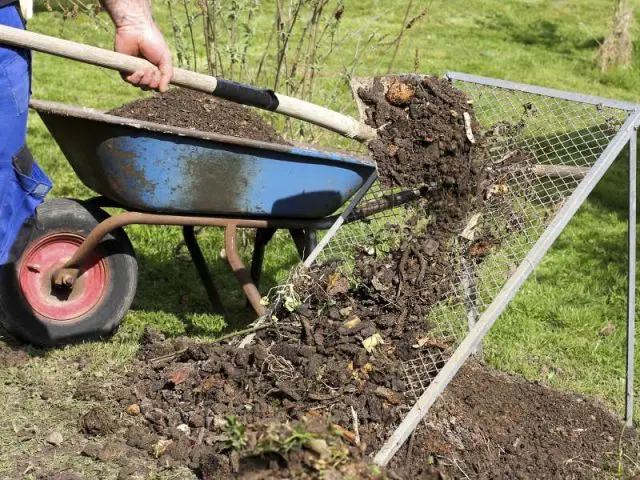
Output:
[{"xmin": 18, "ymin": 233, "xmax": 109, "ymax": 322}]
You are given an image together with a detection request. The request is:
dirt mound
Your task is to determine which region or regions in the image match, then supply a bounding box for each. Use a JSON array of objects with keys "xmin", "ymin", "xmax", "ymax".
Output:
[
  {"xmin": 109, "ymin": 88, "xmax": 286, "ymax": 144},
  {"xmin": 109, "ymin": 326, "xmax": 421, "ymax": 478},
  {"xmin": 71, "ymin": 329, "xmax": 636, "ymax": 479},
  {"xmin": 392, "ymin": 362, "xmax": 638, "ymax": 478}
]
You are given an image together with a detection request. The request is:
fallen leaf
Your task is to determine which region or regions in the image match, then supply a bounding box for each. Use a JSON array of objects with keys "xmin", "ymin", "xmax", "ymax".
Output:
[
  {"xmin": 332, "ymin": 424, "xmax": 356, "ymax": 444},
  {"xmin": 599, "ymin": 322, "xmax": 616, "ymax": 336},
  {"xmin": 412, "ymin": 336, "xmax": 450, "ymax": 350},
  {"xmin": 360, "ymin": 362, "xmax": 375, "ymax": 376},
  {"xmin": 374, "ymin": 386, "xmax": 405, "ymax": 405},
  {"xmin": 339, "ymin": 306, "xmax": 353, "ymax": 318},
  {"xmin": 459, "ymin": 213, "xmax": 482, "ymax": 241},
  {"xmin": 327, "ymin": 273, "xmax": 349, "ymax": 297},
  {"xmin": 126, "ymin": 404, "xmax": 141, "ymax": 416},
  {"xmin": 362, "ymin": 333, "xmax": 383, "ymax": 353},
  {"xmin": 152, "ymin": 439, "xmax": 172, "ymax": 458},
  {"xmin": 343, "ymin": 316, "xmax": 361, "ymax": 330}
]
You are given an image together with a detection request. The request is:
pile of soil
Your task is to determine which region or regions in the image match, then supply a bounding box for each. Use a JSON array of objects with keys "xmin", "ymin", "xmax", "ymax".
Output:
[
  {"xmin": 110, "ymin": 324, "xmax": 419, "ymax": 478},
  {"xmin": 67, "ymin": 329, "xmax": 637, "ymax": 479},
  {"xmin": 109, "ymin": 89, "xmax": 286, "ymax": 144},
  {"xmin": 391, "ymin": 363, "xmax": 638, "ymax": 478},
  {"xmin": 74, "ymin": 76, "xmax": 635, "ymax": 479}
]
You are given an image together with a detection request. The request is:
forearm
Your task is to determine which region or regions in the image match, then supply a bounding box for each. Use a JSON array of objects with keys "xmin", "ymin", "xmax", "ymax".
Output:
[{"xmin": 99, "ymin": 0, "xmax": 154, "ymax": 28}]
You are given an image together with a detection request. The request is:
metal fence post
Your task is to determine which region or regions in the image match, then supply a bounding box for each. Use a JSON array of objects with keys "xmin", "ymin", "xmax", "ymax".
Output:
[{"xmin": 626, "ymin": 127, "xmax": 637, "ymax": 427}]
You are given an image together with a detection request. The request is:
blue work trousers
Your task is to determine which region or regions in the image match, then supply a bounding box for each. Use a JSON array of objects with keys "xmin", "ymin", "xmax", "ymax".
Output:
[{"xmin": 0, "ymin": 5, "xmax": 52, "ymax": 264}]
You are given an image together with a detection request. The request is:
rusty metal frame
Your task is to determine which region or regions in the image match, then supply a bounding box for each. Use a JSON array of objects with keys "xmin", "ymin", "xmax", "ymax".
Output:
[{"xmin": 51, "ymin": 210, "xmax": 333, "ymax": 317}]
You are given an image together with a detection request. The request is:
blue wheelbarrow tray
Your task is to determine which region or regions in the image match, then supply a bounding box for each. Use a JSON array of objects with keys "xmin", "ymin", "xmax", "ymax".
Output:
[{"xmin": 29, "ymin": 99, "xmax": 377, "ymax": 219}]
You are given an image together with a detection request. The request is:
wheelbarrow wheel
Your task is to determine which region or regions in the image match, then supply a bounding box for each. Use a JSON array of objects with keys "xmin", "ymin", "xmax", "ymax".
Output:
[{"xmin": 0, "ymin": 198, "xmax": 137, "ymax": 347}]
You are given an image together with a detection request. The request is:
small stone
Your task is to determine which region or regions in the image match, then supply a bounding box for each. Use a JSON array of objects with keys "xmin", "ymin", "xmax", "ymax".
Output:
[
  {"xmin": 40, "ymin": 389, "xmax": 53, "ymax": 400},
  {"xmin": 305, "ymin": 438, "xmax": 331, "ymax": 459},
  {"xmin": 99, "ymin": 442, "xmax": 124, "ymax": 462},
  {"xmin": 82, "ymin": 441, "xmax": 103, "ymax": 459},
  {"xmin": 126, "ymin": 404, "xmax": 141, "ymax": 416},
  {"xmin": 176, "ymin": 424, "xmax": 191, "ymax": 436},
  {"xmin": 385, "ymin": 81, "xmax": 416, "ymax": 107},
  {"xmin": 45, "ymin": 431, "xmax": 64, "ymax": 447},
  {"xmin": 342, "ymin": 316, "xmax": 361, "ymax": 330}
]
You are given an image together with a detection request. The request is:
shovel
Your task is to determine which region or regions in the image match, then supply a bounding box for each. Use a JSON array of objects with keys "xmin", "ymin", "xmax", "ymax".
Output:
[{"xmin": 0, "ymin": 25, "xmax": 376, "ymax": 143}]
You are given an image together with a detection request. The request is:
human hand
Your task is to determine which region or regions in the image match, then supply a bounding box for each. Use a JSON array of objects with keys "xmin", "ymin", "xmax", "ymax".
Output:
[{"xmin": 114, "ymin": 23, "xmax": 172, "ymax": 92}]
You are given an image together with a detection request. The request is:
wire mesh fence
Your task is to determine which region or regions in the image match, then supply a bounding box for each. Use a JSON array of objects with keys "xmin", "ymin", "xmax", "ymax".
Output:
[{"xmin": 313, "ymin": 74, "xmax": 632, "ymax": 401}]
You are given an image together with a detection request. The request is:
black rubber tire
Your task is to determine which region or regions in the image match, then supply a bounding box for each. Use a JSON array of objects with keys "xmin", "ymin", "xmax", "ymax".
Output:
[{"xmin": 0, "ymin": 198, "xmax": 138, "ymax": 347}]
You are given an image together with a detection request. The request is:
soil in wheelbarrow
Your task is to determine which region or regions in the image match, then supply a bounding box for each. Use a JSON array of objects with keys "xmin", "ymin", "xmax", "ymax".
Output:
[{"xmin": 109, "ymin": 88, "xmax": 287, "ymax": 144}]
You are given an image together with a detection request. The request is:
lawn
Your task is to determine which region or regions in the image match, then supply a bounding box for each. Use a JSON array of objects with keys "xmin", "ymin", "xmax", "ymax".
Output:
[{"xmin": 1, "ymin": 0, "xmax": 640, "ymax": 476}]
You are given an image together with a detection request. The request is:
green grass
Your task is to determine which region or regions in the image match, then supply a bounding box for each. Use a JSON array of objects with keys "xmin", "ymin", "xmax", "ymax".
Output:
[
  {"xmin": 2, "ymin": 0, "xmax": 640, "ymax": 476},
  {"xmin": 485, "ymin": 155, "xmax": 639, "ymax": 414}
]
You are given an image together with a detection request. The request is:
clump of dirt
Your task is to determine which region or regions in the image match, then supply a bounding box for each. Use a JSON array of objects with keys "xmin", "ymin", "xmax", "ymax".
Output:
[
  {"xmin": 73, "ymin": 380, "xmax": 106, "ymax": 401},
  {"xmin": 391, "ymin": 362, "xmax": 639, "ymax": 479},
  {"xmin": 84, "ymin": 327, "xmax": 638, "ymax": 479},
  {"xmin": 358, "ymin": 76, "xmax": 490, "ymax": 209},
  {"xmin": 0, "ymin": 339, "xmax": 31, "ymax": 367},
  {"xmin": 109, "ymin": 88, "xmax": 286, "ymax": 144},
  {"xmin": 81, "ymin": 407, "xmax": 116, "ymax": 436}
]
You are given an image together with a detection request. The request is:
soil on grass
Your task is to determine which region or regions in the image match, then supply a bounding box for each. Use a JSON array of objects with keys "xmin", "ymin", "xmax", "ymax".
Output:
[
  {"xmin": 44, "ymin": 329, "xmax": 633, "ymax": 480},
  {"xmin": 391, "ymin": 362, "xmax": 638, "ymax": 479},
  {"xmin": 0, "ymin": 338, "xmax": 31, "ymax": 367},
  {"xmin": 109, "ymin": 88, "xmax": 286, "ymax": 144}
]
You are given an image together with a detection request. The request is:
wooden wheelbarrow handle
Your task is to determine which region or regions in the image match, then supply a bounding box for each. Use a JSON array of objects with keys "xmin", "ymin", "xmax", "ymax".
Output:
[{"xmin": 0, "ymin": 24, "xmax": 376, "ymax": 143}]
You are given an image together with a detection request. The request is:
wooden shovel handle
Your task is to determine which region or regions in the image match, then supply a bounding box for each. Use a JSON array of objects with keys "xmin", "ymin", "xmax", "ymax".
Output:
[{"xmin": 0, "ymin": 25, "xmax": 376, "ymax": 143}]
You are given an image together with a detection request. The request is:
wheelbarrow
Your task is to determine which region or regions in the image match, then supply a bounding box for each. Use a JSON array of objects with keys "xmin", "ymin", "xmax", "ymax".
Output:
[
  {"xmin": 0, "ymin": 27, "xmax": 428, "ymax": 346},
  {"xmin": 0, "ymin": 98, "xmax": 387, "ymax": 346}
]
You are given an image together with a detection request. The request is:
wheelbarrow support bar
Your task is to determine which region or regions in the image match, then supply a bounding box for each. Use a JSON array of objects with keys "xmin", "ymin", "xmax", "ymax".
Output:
[{"xmin": 0, "ymin": 25, "xmax": 376, "ymax": 143}]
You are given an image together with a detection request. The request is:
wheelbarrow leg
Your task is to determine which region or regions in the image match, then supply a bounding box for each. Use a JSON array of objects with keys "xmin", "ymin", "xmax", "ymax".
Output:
[
  {"xmin": 251, "ymin": 228, "xmax": 277, "ymax": 288},
  {"xmin": 225, "ymin": 224, "xmax": 267, "ymax": 317},
  {"xmin": 289, "ymin": 228, "xmax": 318, "ymax": 260},
  {"xmin": 182, "ymin": 226, "xmax": 225, "ymax": 314}
]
